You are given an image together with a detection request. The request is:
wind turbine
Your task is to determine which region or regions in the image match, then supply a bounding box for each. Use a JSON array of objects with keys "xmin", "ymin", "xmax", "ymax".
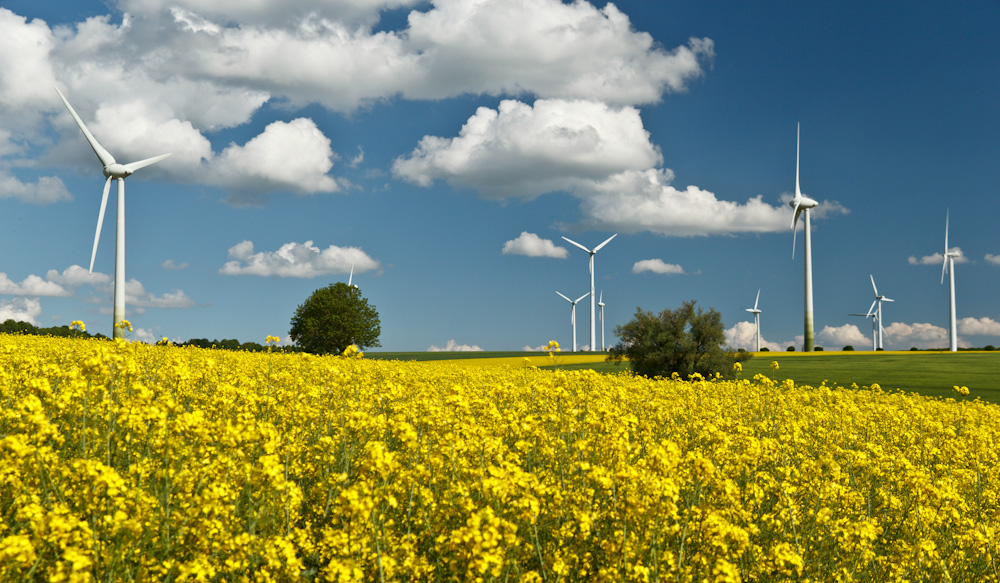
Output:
[
  {"xmin": 562, "ymin": 234, "xmax": 617, "ymax": 352},
  {"xmin": 941, "ymin": 210, "xmax": 960, "ymax": 352},
  {"xmin": 867, "ymin": 275, "xmax": 893, "ymax": 350},
  {"xmin": 598, "ymin": 291, "xmax": 606, "ymax": 351},
  {"xmin": 789, "ymin": 123, "xmax": 819, "ymax": 352},
  {"xmin": 55, "ymin": 87, "xmax": 171, "ymax": 339},
  {"xmin": 745, "ymin": 289, "xmax": 762, "ymax": 352},
  {"xmin": 556, "ymin": 291, "xmax": 589, "ymax": 352},
  {"xmin": 849, "ymin": 311, "xmax": 879, "ymax": 351}
]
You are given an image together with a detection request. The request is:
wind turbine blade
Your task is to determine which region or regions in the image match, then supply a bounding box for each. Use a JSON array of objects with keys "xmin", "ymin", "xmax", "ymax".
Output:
[
  {"xmin": 556, "ymin": 291, "xmax": 571, "ymax": 303},
  {"xmin": 883, "ymin": 297, "xmax": 894, "ymax": 302},
  {"xmin": 90, "ymin": 177, "xmax": 112, "ymax": 273},
  {"xmin": 944, "ymin": 209, "xmax": 950, "ymax": 255},
  {"xmin": 754, "ymin": 288, "xmax": 760, "ymax": 310},
  {"xmin": 54, "ymin": 86, "xmax": 117, "ymax": 168},
  {"xmin": 795, "ymin": 123, "xmax": 801, "ymax": 198},
  {"xmin": 866, "ymin": 299, "xmax": 878, "ymax": 318},
  {"xmin": 561, "ymin": 236, "xmax": 591, "ymax": 253},
  {"xmin": 870, "ymin": 274, "xmax": 878, "ymax": 297},
  {"xmin": 348, "ymin": 262, "xmax": 354, "ymax": 287},
  {"xmin": 575, "ymin": 292, "xmax": 590, "ymax": 303},
  {"xmin": 941, "ymin": 256, "xmax": 948, "ymax": 285},
  {"xmin": 791, "ymin": 207, "xmax": 801, "ymax": 259},
  {"xmin": 593, "ymin": 233, "xmax": 618, "ymax": 253},
  {"xmin": 122, "ymin": 153, "xmax": 172, "ymax": 174}
]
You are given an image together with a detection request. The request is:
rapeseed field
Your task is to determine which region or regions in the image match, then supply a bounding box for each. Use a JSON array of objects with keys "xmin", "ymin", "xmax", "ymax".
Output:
[{"xmin": 1, "ymin": 333, "xmax": 998, "ymax": 581}]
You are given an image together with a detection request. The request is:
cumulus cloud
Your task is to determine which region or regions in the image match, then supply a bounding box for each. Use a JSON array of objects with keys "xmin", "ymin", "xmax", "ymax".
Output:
[
  {"xmin": 882, "ymin": 322, "xmax": 960, "ymax": 350},
  {"xmin": 908, "ymin": 248, "xmax": 969, "ymax": 266},
  {"xmin": 815, "ymin": 324, "xmax": 869, "ymax": 350},
  {"xmin": 394, "ymin": 99, "xmax": 661, "ymax": 199},
  {"xmin": 220, "ymin": 240, "xmax": 379, "ymax": 278},
  {"xmin": 124, "ymin": 280, "xmax": 196, "ymax": 309},
  {"xmin": 428, "ymin": 339, "xmax": 483, "ymax": 352},
  {"xmin": 958, "ymin": 317, "xmax": 1000, "ymax": 336},
  {"xmin": 0, "ymin": 272, "xmax": 70, "ymax": 297},
  {"xmin": 46, "ymin": 265, "xmax": 112, "ymax": 288},
  {"xmin": 161, "ymin": 259, "xmax": 189, "ymax": 271},
  {"xmin": 0, "ymin": 172, "xmax": 72, "ymax": 205},
  {"xmin": 985, "ymin": 254, "xmax": 1000, "ymax": 265},
  {"xmin": 502, "ymin": 232, "xmax": 568, "ymax": 258},
  {"xmin": 632, "ymin": 259, "xmax": 684, "ymax": 275},
  {"xmin": 724, "ymin": 321, "xmax": 788, "ymax": 352},
  {"xmin": 0, "ymin": 297, "xmax": 42, "ymax": 325}
]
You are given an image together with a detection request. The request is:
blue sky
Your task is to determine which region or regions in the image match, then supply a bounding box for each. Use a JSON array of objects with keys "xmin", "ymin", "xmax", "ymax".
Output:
[{"xmin": 1, "ymin": 0, "xmax": 998, "ymax": 351}]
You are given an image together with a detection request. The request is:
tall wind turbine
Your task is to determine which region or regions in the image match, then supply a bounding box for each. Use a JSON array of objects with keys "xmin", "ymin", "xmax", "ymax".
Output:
[
  {"xmin": 55, "ymin": 87, "xmax": 171, "ymax": 339},
  {"xmin": 789, "ymin": 123, "xmax": 819, "ymax": 352},
  {"xmin": 867, "ymin": 274, "xmax": 893, "ymax": 350},
  {"xmin": 562, "ymin": 234, "xmax": 617, "ymax": 352},
  {"xmin": 745, "ymin": 289, "xmax": 762, "ymax": 352},
  {"xmin": 598, "ymin": 291, "xmax": 606, "ymax": 351},
  {"xmin": 941, "ymin": 211, "xmax": 960, "ymax": 352},
  {"xmin": 849, "ymin": 312, "xmax": 879, "ymax": 351},
  {"xmin": 556, "ymin": 291, "xmax": 589, "ymax": 352}
]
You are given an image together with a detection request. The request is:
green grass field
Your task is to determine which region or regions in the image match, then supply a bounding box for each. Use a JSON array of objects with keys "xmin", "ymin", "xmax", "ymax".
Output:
[{"xmin": 369, "ymin": 349, "xmax": 1000, "ymax": 404}]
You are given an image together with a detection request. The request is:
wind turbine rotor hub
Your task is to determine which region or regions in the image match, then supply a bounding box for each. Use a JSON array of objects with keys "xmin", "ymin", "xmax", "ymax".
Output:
[{"xmin": 104, "ymin": 164, "xmax": 131, "ymax": 179}]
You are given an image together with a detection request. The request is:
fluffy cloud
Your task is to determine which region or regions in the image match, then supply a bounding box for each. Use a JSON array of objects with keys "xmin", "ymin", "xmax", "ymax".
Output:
[
  {"xmin": 502, "ymin": 232, "xmax": 568, "ymax": 258},
  {"xmin": 394, "ymin": 99, "xmax": 661, "ymax": 199},
  {"xmin": 124, "ymin": 280, "xmax": 196, "ymax": 309},
  {"xmin": 815, "ymin": 324, "xmax": 869, "ymax": 350},
  {"xmin": 985, "ymin": 254, "xmax": 1000, "ymax": 265},
  {"xmin": 958, "ymin": 317, "xmax": 1000, "ymax": 336},
  {"xmin": 220, "ymin": 240, "xmax": 379, "ymax": 278},
  {"xmin": 428, "ymin": 339, "xmax": 483, "ymax": 352},
  {"xmin": 46, "ymin": 265, "xmax": 112, "ymax": 288},
  {"xmin": 908, "ymin": 248, "xmax": 970, "ymax": 266},
  {"xmin": 0, "ymin": 297, "xmax": 42, "ymax": 325},
  {"xmin": 0, "ymin": 172, "xmax": 72, "ymax": 205},
  {"xmin": 0, "ymin": 273, "xmax": 70, "ymax": 297},
  {"xmin": 724, "ymin": 321, "xmax": 788, "ymax": 352},
  {"xmin": 882, "ymin": 322, "xmax": 960, "ymax": 350},
  {"xmin": 211, "ymin": 118, "xmax": 339, "ymax": 203},
  {"xmin": 632, "ymin": 259, "xmax": 684, "ymax": 275},
  {"xmin": 161, "ymin": 259, "xmax": 189, "ymax": 271}
]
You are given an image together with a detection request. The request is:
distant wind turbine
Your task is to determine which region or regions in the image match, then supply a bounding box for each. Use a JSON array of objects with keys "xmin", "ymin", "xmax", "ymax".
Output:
[
  {"xmin": 745, "ymin": 289, "xmax": 762, "ymax": 352},
  {"xmin": 849, "ymin": 311, "xmax": 879, "ymax": 351},
  {"xmin": 867, "ymin": 275, "xmax": 893, "ymax": 350},
  {"xmin": 941, "ymin": 210, "xmax": 960, "ymax": 352},
  {"xmin": 55, "ymin": 86, "xmax": 171, "ymax": 339},
  {"xmin": 556, "ymin": 291, "xmax": 590, "ymax": 352},
  {"xmin": 598, "ymin": 291, "xmax": 606, "ymax": 351},
  {"xmin": 562, "ymin": 234, "xmax": 617, "ymax": 352},
  {"xmin": 789, "ymin": 123, "xmax": 819, "ymax": 352}
]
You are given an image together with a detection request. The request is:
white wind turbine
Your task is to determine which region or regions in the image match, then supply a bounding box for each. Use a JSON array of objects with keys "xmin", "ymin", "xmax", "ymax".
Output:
[
  {"xmin": 789, "ymin": 123, "xmax": 819, "ymax": 352},
  {"xmin": 848, "ymin": 311, "xmax": 879, "ymax": 351},
  {"xmin": 562, "ymin": 234, "xmax": 617, "ymax": 352},
  {"xmin": 941, "ymin": 210, "xmax": 960, "ymax": 352},
  {"xmin": 597, "ymin": 291, "xmax": 606, "ymax": 351},
  {"xmin": 55, "ymin": 87, "xmax": 171, "ymax": 339},
  {"xmin": 867, "ymin": 274, "xmax": 893, "ymax": 350},
  {"xmin": 556, "ymin": 291, "xmax": 589, "ymax": 352},
  {"xmin": 745, "ymin": 289, "xmax": 762, "ymax": 352}
]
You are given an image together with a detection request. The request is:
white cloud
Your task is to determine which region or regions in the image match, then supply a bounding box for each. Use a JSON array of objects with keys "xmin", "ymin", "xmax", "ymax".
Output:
[
  {"xmin": 220, "ymin": 240, "xmax": 380, "ymax": 278},
  {"xmin": 724, "ymin": 321, "xmax": 788, "ymax": 352},
  {"xmin": 882, "ymin": 322, "xmax": 962, "ymax": 350},
  {"xmin": 124, "ymin": 279, "xmax": 196, "ymax": 309},
  {"xmin": 958, "ymin": 317, "xmax": 1000, "ymax": 336},
  {"xmin": 161, "ymin": 259, "xmax": 189, "ymax": 271},
  {"xmin": 502, "ymin": 232, "xmax": 568, "ymax": 258},
  {"xmin": 46, "ymin": 265, "xmax": 112, "ymax": 288},
  {"xmin": 211, "ymin": 118, "xmax": 339, "ymax": 203},
  {"xmin": 0, "ymin": 297, "xmax": 42, "ymax": 325},
  {"xmin": 985, "ymin": 254, "xmax": 1000, "ymax": 265},
  {"xmin": 815, "ymin": 324, "xmax": 869, "ymax": 350},
  {"xmin": 908, "ymin": 248, "xmax": 970, "ymax": 266},
  {"xmin": 0, "ymin": 172, "xmax": 72, "ymax": 205},
  {"xmin": 394, "ymin": 99, "xmax": 661, "ymax": 199},
  {"xmin": 0, "ymin": 273, "xmax": 70, "ymax": 297},
  {"xmin": 428, "ymin": 339, "xmax": 483, "ymax": 352},
  {"xmin": 632, "ymin": 258, "xmax": 684, "ymax": 275}
]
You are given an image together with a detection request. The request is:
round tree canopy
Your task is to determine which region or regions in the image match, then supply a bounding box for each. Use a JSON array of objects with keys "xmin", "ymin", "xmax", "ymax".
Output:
[{"xmin": 289, "ymin": 283, "xmax": 381, "ymax": 355}]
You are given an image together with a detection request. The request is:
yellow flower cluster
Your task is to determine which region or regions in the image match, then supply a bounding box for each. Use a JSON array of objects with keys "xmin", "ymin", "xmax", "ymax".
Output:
[{"xmin": 1, "ymin": 333, "xmax": 1000, "ymax": 581}]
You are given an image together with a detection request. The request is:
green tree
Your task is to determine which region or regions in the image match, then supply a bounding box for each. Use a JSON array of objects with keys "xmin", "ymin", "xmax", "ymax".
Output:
[
  {"xmin": 289, "ymin": 283, "xmax": 381, "ymax": 355},
  {"xmin": 608, "ymin": 300, "xmax": 743, "ymax": 379}
]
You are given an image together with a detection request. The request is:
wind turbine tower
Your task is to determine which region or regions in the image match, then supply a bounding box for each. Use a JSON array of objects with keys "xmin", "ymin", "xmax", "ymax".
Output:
[
  {"xmin": 556, "ymin": 291, "xmax": 589, "ymax": 352},
  {"xmin": 789, "ymin": 123, "xmax": 819, "ymax": 352},
  {"xmin": 598, "ymin": 291, "xmax": 606, "ymax": 351},
  {"xmin": 562, "ymin": 234, "xmax": 617, "ymax": 352},
  {"xmin": 941, "ymin": 211, "xmax": 960, "ymax": 352},
  {"xmin": 55, "ymin": 87, "xmax": 171, "ymax": 339},
  {"xmin": 867, "ymin": 275, "xmax": 893, "ymax": 350},
  {"xmin": 745, "ymin": 289, "xmax": 762, "ymax": 352}
]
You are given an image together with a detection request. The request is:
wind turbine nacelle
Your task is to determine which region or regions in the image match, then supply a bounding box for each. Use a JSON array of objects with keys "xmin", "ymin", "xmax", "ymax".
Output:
[
  {"xmin": 104, "ymin": 164, "xmax": 131, "ymax": 179},
  {"xmin": 789, "ymin": 196, "xmax": 818, "ymax": 209}
]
